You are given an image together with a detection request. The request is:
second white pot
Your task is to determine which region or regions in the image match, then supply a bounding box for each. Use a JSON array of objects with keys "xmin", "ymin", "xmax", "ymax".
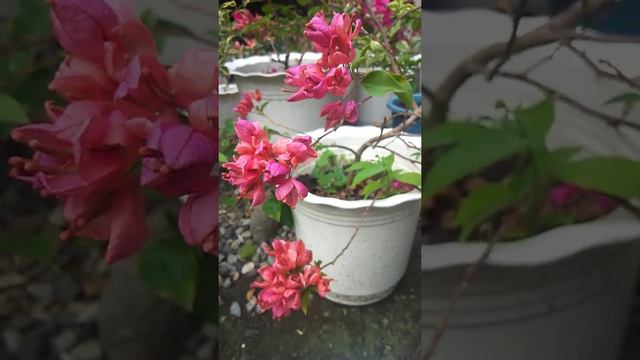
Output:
[{"xmin": 225, "ymin": 53, "xmax": 340, "ymax": 136}]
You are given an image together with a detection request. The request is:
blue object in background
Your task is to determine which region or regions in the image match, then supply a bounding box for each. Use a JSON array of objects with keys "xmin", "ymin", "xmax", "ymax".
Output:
[
  {"xmin": 551, "ymin": 0, "xmax": 640, "ymax": 35},
  {"xmin": 386, "ymin": 94, "xmax": 421, "ymax": 135}
]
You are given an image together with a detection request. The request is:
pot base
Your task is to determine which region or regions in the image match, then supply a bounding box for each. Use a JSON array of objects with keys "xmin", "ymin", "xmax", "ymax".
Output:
[{"xmin": 325, "ymin": 283, "xmax": 397, "ymax": 306}]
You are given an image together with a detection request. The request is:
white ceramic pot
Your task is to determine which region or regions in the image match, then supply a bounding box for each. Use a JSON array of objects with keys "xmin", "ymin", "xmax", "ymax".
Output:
[
  {"xmin": 422, "ymin": 9, "xmax": 640, "ymax": 159},
  {"xmin": 353, "ymin": 70, "xmax": 393, "ymax": 127},
  {"xmin": 218, "ymin": 82, "xmax": 240, "ymax": 127},
  {"xmin": 292, "ymin": 126, "xmax": 422, "ymax": 305},
  {"xmin": 421, "ymin": 210, "xmax": 640, "ymax": 360},
  {"xmin": 224, "ymin": 53, "xmax": 340, "ymax": 136}
]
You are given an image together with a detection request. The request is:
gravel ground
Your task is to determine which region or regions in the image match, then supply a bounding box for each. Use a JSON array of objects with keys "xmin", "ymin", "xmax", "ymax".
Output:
[{"xmin": 218, "ymin": 192, "xmax": 422, "ymax": 359}]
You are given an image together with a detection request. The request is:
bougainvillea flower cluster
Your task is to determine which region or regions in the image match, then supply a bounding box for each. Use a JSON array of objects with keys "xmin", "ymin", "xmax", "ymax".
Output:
[
  {"xmin": 233, "ymin": 89, "xmax": 262, "ymax": 118},
  {"xmin": 9, "ymin": 0, "xmax": 218, "ymax": 263},
  {"xmin": 222, "ymin": 120, "xmax": 316, "ymax": 208},
  {"xmin": 373, "ymin": 0, "xmax": 393, "ymax": 28},
  {"xmin": 548, "ymin": 183, "xmax": 616, "ymax": 211},
  {"xmin": 282, "ymin": 12, "xmax": 361, "ymax": 129},
  {"xmin": 251, "ymin": 240, "xmax": 331, "ymax": 319}
]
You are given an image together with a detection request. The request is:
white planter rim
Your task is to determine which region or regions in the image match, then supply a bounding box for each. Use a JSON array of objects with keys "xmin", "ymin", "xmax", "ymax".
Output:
[
  {"xmin": 300, "ymin": 125, "xmax": 421, "ymax": 210},
  {"xmin": 421, "ymin": 209, "xmax": 640, "ymax": 270},
  {"xmin": 224, "ymin": 52, "xmax": 322, "ymax": 78}
]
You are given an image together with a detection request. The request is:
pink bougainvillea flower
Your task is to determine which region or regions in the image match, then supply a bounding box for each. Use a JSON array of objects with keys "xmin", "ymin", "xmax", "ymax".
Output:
[
  {"xmin": 299, "ymin": 265, "xmax": 332, "ymax": 298},
  {"xmin": 323, "ymin": 66, "xmax": 352, "ymax": 96},
  {"xmin": 168, "ymin": 49, "xmax": 218, "ymax": 107},
  {"xmin": 548, "ymin": 183, "xmax": 616, "ymax": 212},
  {"xmin": 263, "ymin": 161, "xmax": 289, "ymax": 185},
  {"xmin": 10, "ymin": 0, "xmax": 220, "ymax": 264},
  {"xmin": 140, "ymin": 123, "xmax": 217, "ymax": 197},
  {"xmin": 61, "ymin": 177, "xmax": 148, "ymax": 264},
  {"xmin": 373, "ymin": 0, "xmax": 393, "ymax": 28},
  {"xmin": 320, "ymin": 100, "xmax": 358, "ymax": 129},
  {"xmin": 304, "ymin": 12, "xmax": 333, "ymax": 50},
  {"xmin": 322, "ymin": 13, "xmax": 362, "ymax": 68},
  {"xmin": 265, "ymin": 239, "xmax": 313, "ymax": 272},
  {"xmin": 49, "ymin": 0, "xmax": 120, "ymax": 64},
  {"xmin": 49, "ymin": 57, "xmax": 116, "ymax": 101},
  {"xmin": 232, "ymin": 9, "xmax": 261, "ymax": 30},
  {"xmin": 179, "ymin": 184, "xmax": 218, "ymax": 255},
  {"xmin": 284, "ymin": 135, "xmax": 317, "ymax": 168},
  {"xmin": 233, "ymin": 90, "xmax": 262, "ymax": 118},
  {"xmin": 275, "ymin": 178, "xmax": 309, "ymax": 209},
  {"xmin": 285, "ymin": 64, "xmax": 328, "ymax": 102},
  {"xmin": 251, "ymin": 239, "xmax": 331, "ymax": 318},
  {"xmin": 251, "ymin": 268, "xmax": 302, "ymax": 319}
]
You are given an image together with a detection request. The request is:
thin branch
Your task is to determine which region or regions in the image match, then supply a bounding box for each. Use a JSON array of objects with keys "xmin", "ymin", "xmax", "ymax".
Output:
[
  {"xmin": 565, "ymin": 43, "xmax": 640, "ymax": 91},
  {"xmin": 376, "ymin": 145, "xmax": 421, "ymax": 164},
  {"xmin": 486, "ymin": 0, "xmax": 530, "ymax": 80},
  {"xmin": 428, "ymin": 0, "xmax": 616, "ymax": 124},
  {"xmin": 321, "ymin": 198, "xmax": 377, "ymax": 270},
  {"xmin": 354, "ymin": 113, "xmax": 421, "ymax": 162},
  {"xmin": 522, "ymin": 45, "xmax": 561, "ymax": 74},
  {"xmin": 493, "ymin": 70, "xmax": 640, "ymax": 132},
  {"xmin": 423, "ymin": 228, "xmax": 504, "ymax": 360}
]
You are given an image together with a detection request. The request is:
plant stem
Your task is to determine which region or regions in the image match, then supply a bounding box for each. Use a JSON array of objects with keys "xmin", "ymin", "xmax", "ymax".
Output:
[
  {"xmin": 422, "ymin": 228, "xmax": 504, "ymax": 360},
  {"xmin": 321, "ymin": 198, "xmax": 377, "ymax": 270}
]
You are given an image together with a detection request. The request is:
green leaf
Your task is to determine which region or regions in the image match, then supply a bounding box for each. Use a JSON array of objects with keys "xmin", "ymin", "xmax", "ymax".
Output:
[
  {"xmin": 220, "ymin": 195, "xmax": 237, "ymax": 207},
  {"xmin": 0, "ymin": 94, "xmax": 28, "ymax": 124},
  {"xmin": 361, "ymin": 70, "xmax": 410, "ymax": 97},
  {"xmin": 515, "ymin": 98, "xmax": 554, "ymax": 152},
  {"xmin": 363, "ymin": 179, "xmax": 385, "ymax": 198},
  {"xmin": 604, "ymin": 92, "xmax": 640, "ymax": 106},
  {"xmin": 424, "ymin": 131, "xmax": 526, "ymax": 197},
  {"xmin": 455, "ymin": 182, "xmax": 523, "ymax": 241},
  {"xmin": 238, "ymin": 243, "xmax": 257, "ymax": 260},
  {"xmin": 352, "ymin": 163, "xmax": 385, "ymax": 186},
  {"xmin": 192, "ymin": 253, "xmax": 218, "ymax": 323},
  {"xmin": 0, "ymin": 229, "xmax": 58, "ymax": 260},
  {"xmin": 422, "ymin": 122, "xmax": 493, "ymax": 150},
  {"xmin": 393, "ymin": 172, "xmax": 421, "ymax": 187},
  {"xmin": 138, "ymin": 235, "xmax": 198, "ymax": 310},
  {"xmin": 262, "ymin": 198, "xmax": 282, "ymax": 222},
  {"xmin": 219, "ymin": 152, "xmax": 228, "ymax": 163},
  {"xmin": 381, "ymin": 153, "xmax": 395, "ymax": 171},
  {"xmin": 346, "ymin": 161, "xmax": 373, "ymax": 172},
  {"xmin": 280, "ymin": 204, "xmax": 294, "ymax": 228},
  {"xmin": 300, "ymin": 290, "xmax": 311, "ymax": 316},
  {"xmin": 553, "ymin": 156, "xmax": 640, "ymax": 198}
]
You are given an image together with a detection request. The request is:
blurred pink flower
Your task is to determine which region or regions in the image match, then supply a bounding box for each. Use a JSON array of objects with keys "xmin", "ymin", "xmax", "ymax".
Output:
[
  {"xmin": 275, "ymin": 178, "xmax": 309, "ymax": 209},
  {"xmin": 251, "ymin": 239, "xmax": 331, "ymax": 318},
  {"xmin": 265, "ymin": 239, "xmax": 313, "ymax": 273},
  {"xmin": 373, "ymin": 0, "xmax": 393, "ymax": 28},
  {"xmin": 320, "ymin": 100, "xmax": 358, "ymax": 129},
  {"xmin": 232, "ymin": 9, "xmax": 261, "ymax": 30}
]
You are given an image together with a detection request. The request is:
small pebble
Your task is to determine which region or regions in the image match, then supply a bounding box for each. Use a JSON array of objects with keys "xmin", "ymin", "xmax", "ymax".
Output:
[
  {"xmin": 241, "ymin": 262, "xmax": 255, "ymax": 275},
  {"xmin": 230, "ymin": 302, "xmax": 241, "ymax": 317},
  {"xmin": 223, "ymin": 278, "xmax": 232, "ymax": 288}
]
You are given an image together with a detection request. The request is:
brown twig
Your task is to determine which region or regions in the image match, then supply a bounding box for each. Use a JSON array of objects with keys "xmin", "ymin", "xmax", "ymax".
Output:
[
  {"xmin": 492, "ymin": 70, "xmax": 640, "ymax": 132},
  {"xmin": 565, "ymin": 43, "xmax": 640, "ymax": 91},
  {"xmin": 428, "ymin": 0, "xmax": 616, "ymax": 124},
  {"xmin": 423, "ymin": 228, "xmax": 504, "ymax": 360},
  {"xmin": 321, "ymin": 198, "xmax": 377, "ymax": 270},
  {"xmin": 486, "ymin": 0, "xmax": 530, "ymax": 80},
  {"xmin": 353, "ymin": 113, "xmax": 421, "ymax": 162},
  {"xmin": 359, "ymin": 0, "xmax": 401, "ymax": 75}
]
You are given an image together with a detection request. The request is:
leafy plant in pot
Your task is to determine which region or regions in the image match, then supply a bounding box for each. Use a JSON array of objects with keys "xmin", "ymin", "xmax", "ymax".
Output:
[
  {"xmin": 420, "ymin": 97, "xmax": 640, "ymax": 360},
  {"xmin": 222, "ymin": 4, "xmax": 422, "ymax": 318}
]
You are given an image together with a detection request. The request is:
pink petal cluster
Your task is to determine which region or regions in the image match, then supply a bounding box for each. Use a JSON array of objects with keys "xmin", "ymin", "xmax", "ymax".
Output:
[
  {"xmin": 373, "ymin": 0, "xmax": 393, "ymax": 28},
  {"xmin": 9, "ymin": 0, "xmax": 218, "ymax": 263},
  {"xmin": 251, "ymin": 239, "xmax": 331, "ymax": 319},
  {"xmin": 304, "ymin": 12, "xmax": 362, "ymax": 68},
  {"xmin": 222, "ymin": 120, "xmax": 316, "ymax": 208},
  {"xmin": 285, "ymin": 12, "xmax": 360, "ymax": 102},
  {"xmin": 233, "ymin": 89, "xmax": 262, "ymax": 118},
  {"xmin": 232, "ymin": 9, "xmax": 261, "ymax": 30},
  {"xmin": 548, "ymin": 183, "xmax": 616, "ymax": 211},
  {"xmin": 320, "ymin": 100, "xmax": 358, "ymax": 129}
]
